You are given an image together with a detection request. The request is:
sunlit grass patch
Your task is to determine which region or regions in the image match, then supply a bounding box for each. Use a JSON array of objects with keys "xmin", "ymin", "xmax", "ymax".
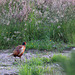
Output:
[
  {"xmin": 51, "ymin": 54, "xmax": 68, "ymax": 63},
  {"xmin": 26, "ymin": 57, "xmax": 43, "ymax": 66},
  {"xmin": 19, "ymin": 64, "xmax": 43, "ymax": 75},
  {"xmin": 19, "ymin": 57, "xmax": 44, "ymax": 75},
  {"xmin": 41, "ymin": 57, "xmax": 51, "ymax": 64}
]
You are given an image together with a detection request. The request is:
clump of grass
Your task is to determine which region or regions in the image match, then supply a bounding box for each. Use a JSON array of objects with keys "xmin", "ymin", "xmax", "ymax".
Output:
[
  {"xmin": 51, "ymin": 51, "xmax": 75, "ymax": 75},
  {"xmin": 27, "ymin": 57, "xmax": 43, "ymax": 66},
  {"xmin": 19, "ymin": 57, "xmax": 51, "ymax": 75},
  {"xmin": 41, "ymin": 57, "xmax": 51, "ymax": 64},
  {"xmin": 19, "ymin": 64, "xmax": 43, "ymax": 75},
  {"xmin": 19, "ymin": 57, "xmax": 44, "ymax": 75},
  {"xmin": 61, "ymin": 51, "xmax": 75, "ymax": 75},
  {"xmin": 51, "ymin": 54, "xmax": 67, "ymax": 63}
]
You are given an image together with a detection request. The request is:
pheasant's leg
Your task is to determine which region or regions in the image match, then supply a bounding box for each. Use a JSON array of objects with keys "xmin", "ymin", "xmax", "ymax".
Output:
[{"xmin": 15, "ymin": 57, "xmax": 16, "ymax": 61}]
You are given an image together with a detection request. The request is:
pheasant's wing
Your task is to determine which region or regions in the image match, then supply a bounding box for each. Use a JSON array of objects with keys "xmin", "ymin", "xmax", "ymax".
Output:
[{"xmin": 13, "ymin": 45, "xmax": 23, "ymax": 56}]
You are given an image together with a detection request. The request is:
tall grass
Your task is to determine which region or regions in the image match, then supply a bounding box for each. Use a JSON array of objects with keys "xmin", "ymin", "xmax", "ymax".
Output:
[{"xmin": 0, "ymin": 0, "xmax": 74, "ymax": 49}]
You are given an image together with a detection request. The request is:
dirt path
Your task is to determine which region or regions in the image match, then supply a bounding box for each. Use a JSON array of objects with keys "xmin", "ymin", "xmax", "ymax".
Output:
[
  {"xmin": 0, "ymin": 50, "xmax": 19, "ymax": 75},
  {"xmin": 0, "ymin": 49, "xmax": 71, "ymax": 75}
]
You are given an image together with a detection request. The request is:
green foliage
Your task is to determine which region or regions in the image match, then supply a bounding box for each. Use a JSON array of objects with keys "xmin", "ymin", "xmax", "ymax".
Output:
[
  {"xmin": 27, "ymin": 57, "xmax": 43, "ymax": 66},
  {"xmin": 26, "ymin": 40, "xmax": 65, "ymax": 52},
  {"xmin": 41, "ymin": 57, "xmax": 51, "ymax": 63},
  {"xmin": 19, "ymin": 64, "xmax": 43, "ymax": 75},
  {"xmin": 61, "ymin": 19, "xmax": 75, "ymax": 43},
  {"xmin": 0, "ymin": 0, "xmax": 74, "ymax": 50},
  {"xmin": 62, "ymin": 51, "xmax": 75, "ymax": 75},
  {"xmin": 19, "ymin": 55, "xmax": 66, "ymax": 75},
  {"xmin": 51, "ymin": 51, "xmax": 75, "ymax": 75},
  {"xmin": 51, "ymin": 54, "xmax": 67, "ymax": 63},
  {"xmin": 0, "ymin": 22, "xmax": 26, "ymax": 49},
  {"xmin": 19, "ymin": 57, "xmax": 44, "ymax": 75},
  {"xmin": 67, "ymin": 44, "xmax": 75, "ymax": 48}
]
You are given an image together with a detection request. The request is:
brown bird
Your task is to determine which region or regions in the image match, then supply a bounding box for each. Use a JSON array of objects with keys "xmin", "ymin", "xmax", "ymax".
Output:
[{"xmin": 9, "ymin": 42, "xmax": 26, "ymax": 61}]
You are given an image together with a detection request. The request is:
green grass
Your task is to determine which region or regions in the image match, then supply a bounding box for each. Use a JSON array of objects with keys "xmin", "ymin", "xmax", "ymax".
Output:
[
  {"xmin": 41, "ymin": 57, "xmax": 51, "ymax": 64},
  {"xmin": 19, "ymin": 64, "xmax": 43, "ymax": 75},
  {"xmin": 50, "ymin": 51, "xmax": 75, "ymax": 75},
  {"xmin": 19, "ymin": 58, "xmax": 45, "ymax": 75},
  {"xmin": 26, "ymin": 40, "xmax": 65, "ymax": 52},
  {"xmin": 26, "ymin": 57, "xmax": 43, "ymax": 66},
  {"xmin": 0, "ymin": 14, "xmax": 74, "ymax": 51},
  {"xmin": 19, "ymin": 54, "xmax": 67, "ymax": 75},
  {"xmin": 8, "ymin": 50, "xmax": 74, "ymax": 75},
  {"xmin": 51, "ymin": 54, "xmax": 68, "ymax": 63},
  {"xmin": 19, "ymin": 57, "xmax": 44, "ymax": 75},
  {"xmin": 61, "ymin": 51, "xmax": 75, "ymax": 75},
  {"xmin": 19, "ymin": 51, "xmax": 75, "ymax": 75},
  {"xmin": 67, "ymin": 44, "xmax": 75, "ymax": 48},
  {"xmin": 0, "ymin": 0, "xmax": 74, "ymax": 51}
]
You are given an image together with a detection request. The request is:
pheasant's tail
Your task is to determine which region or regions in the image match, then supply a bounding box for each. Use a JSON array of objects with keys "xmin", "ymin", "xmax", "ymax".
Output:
[{"xmin": 8, "ymin": 54, "xmax": 13, "ymax": 57}]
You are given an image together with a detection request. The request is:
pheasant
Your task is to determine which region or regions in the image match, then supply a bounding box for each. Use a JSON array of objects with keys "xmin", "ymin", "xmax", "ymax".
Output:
[{"xmin": 9, "ymin": 42, "xmax": 26, "ymax": 61}]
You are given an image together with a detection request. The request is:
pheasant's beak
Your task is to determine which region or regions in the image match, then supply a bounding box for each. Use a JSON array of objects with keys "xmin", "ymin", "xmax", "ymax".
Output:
[{"xmin": 25, "ymin": 42, "xmax": 26, "ymax": 45}]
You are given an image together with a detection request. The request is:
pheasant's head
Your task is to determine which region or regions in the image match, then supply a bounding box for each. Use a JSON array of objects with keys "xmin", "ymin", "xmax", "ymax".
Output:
[{"xmin": 22, "ymin": 42, "xmax": 26, "ymax": 45}]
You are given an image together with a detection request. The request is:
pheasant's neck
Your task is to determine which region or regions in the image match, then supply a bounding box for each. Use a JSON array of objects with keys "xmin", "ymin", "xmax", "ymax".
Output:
[{"xmin": 22, "ymin": 45, "xmax": 25, "ymax": 46}]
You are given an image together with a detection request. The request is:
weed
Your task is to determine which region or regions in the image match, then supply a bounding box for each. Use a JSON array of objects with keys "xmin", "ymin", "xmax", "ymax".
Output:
[{"xmin": 51, "ymin": 54, "xmax": 68, "ymax": 63}]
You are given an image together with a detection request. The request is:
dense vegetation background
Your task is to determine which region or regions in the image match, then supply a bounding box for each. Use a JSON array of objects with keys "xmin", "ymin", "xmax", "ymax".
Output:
[{"xmin": 0, "ymin": 0, "xmax": 75, "ymax": 50}]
